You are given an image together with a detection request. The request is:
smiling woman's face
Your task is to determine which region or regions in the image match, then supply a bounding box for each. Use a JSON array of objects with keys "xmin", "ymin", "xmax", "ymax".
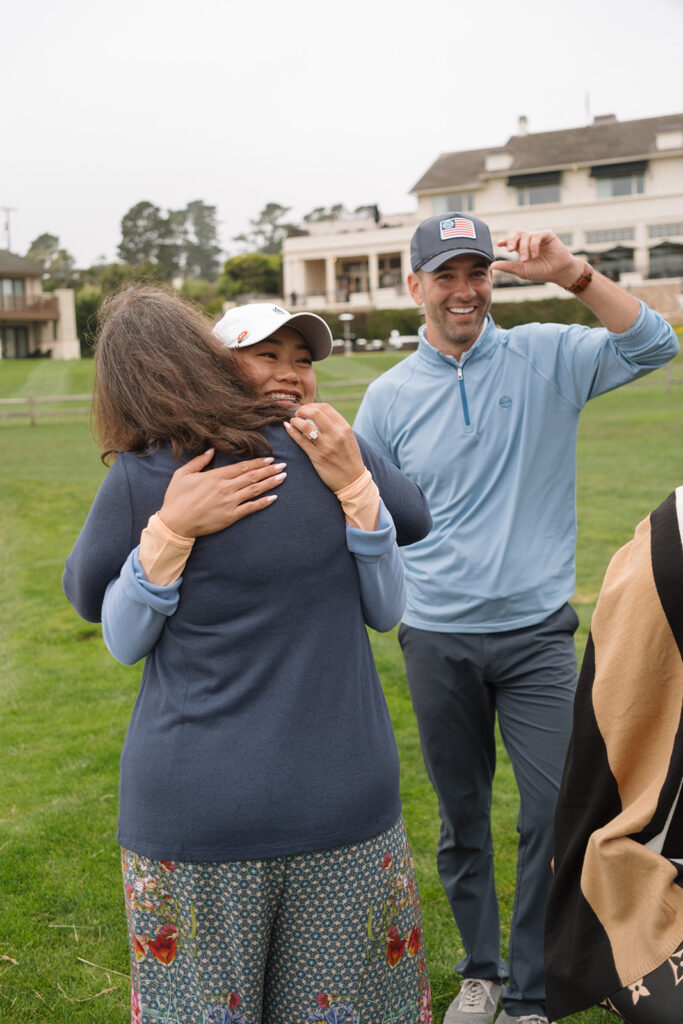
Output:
[{"xmin": 236, "ymin": 326, "xmax": 317, "ymax": 408}]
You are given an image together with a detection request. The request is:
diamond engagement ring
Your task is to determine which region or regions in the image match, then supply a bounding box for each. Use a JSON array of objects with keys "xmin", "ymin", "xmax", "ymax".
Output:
[{"xmin": 299, "ymin": 416, "xmax": 319, "ymax": 440}]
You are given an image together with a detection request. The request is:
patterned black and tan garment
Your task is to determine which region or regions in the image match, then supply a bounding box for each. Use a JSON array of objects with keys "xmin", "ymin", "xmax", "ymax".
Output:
[{"xmin": 545, "ymin": 488, "xmax": 683, "ymax": 1022}]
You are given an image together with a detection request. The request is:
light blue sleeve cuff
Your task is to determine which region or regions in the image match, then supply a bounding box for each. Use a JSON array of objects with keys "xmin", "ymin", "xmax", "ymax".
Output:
[
  {"xmin": 345, "ymin": 500, "xmax": 396, "ymax": 556},
  {"xmin": 101, "ymin": 547, "xmax": 182, "ymax": 665},
  {"xmin": 610, "ymin": 299, "xmax": 648, "ymax": 340},
  {"xmin": 345, "ymin": 501, "xmax": 406, "ymax": 633},
  {"xmin": 612, "ymin": 301, "xmax": 679, "ymax": 362}
]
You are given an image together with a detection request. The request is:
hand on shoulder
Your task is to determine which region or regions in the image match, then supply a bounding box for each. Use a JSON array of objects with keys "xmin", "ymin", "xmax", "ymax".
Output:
[
  {"xmin": 284, "ymin": 402, "xmax": 366, "ymax": 493},
  {"xmin": 159, "ymin": 449, "xmax": 286, "ymax": 537}
]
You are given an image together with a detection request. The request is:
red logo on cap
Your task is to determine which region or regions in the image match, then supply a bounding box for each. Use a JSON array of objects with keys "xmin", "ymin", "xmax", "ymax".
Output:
[{"xmin": 237, "ymin": 330, "xmax": 248, "ymax": 342}]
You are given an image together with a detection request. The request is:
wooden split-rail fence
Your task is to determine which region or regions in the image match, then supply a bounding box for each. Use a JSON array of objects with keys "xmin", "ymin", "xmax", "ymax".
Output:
[{"xmin": 0, "ymin": 367, "xmax": 680, "ymax": 426}]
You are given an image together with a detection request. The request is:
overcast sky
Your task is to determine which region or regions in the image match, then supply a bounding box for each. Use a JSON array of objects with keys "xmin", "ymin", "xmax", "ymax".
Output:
[{"xmin": 3, "ymin": 0, "xmax": 682, "ymax": 268}]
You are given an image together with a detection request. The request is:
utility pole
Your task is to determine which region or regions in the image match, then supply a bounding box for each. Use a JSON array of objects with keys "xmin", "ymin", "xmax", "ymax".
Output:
[{"xmin": 1, "ymin": 207, "xmax": 17, "ymax": 251}]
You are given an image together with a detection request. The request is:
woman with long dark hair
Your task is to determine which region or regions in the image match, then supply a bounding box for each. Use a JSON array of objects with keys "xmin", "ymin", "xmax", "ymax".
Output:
[{"xmin": 64, "ymin": 286, "xmax": 433, "ymax": 1024}]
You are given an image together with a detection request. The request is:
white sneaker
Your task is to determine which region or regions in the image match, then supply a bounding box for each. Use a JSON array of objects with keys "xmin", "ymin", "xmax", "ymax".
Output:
[
  {"xmin": 495, "ymin": 1013, "xmax": 555, "ymax": 1024},
  {"xmin": 443, "ymin": 978, "xmax": 502, "ymax": 1024}
]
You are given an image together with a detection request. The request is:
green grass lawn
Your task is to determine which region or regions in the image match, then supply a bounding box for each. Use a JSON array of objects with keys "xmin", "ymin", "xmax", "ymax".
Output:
[{"xmin": 1, "ymin": 346, "xmax": 682, "ymax": 1023}]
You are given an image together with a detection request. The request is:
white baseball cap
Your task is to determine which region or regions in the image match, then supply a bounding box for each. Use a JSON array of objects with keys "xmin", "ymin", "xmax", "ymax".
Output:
[{"xmin": 213, "ymin": 303, "xmax": 333, "ymax": 361}]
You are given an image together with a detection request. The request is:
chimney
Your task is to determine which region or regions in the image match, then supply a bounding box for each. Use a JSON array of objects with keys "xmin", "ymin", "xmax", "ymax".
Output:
[
  {"xmin": 518, "ymin": 115, "xmax": 528, "ymax": 136},
  {"xmin": 593, "ymin": 113, "xmax": 617, "ymax": 125}
]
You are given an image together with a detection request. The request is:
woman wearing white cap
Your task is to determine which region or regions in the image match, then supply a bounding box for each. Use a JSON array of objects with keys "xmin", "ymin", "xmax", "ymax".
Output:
[{"xmin": 63, "ymin": 287, "xmax": 433, "ymax": 1024}]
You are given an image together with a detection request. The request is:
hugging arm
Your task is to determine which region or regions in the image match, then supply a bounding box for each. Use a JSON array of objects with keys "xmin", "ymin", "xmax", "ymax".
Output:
[
  {"xmin": 66, "ymin": 449, "xmax": 288, "ymax": 662},
  {"xmin": 102, "ymin": 548, "xmax": 181, "ymax": 664},
  {"xmin": 99, "ymin": 428, "xmax": 413, "ymax": 663},
  {"xmin": 63, "ymin": 449, "xmax": 289, "ymax": 620},
  {"xmin": 346, "ymin": 501, "xmax": 406, "ymax": 632},
  {"xmin": 102, "ymin": 497, "xmax": 407, "ymax": 665}
]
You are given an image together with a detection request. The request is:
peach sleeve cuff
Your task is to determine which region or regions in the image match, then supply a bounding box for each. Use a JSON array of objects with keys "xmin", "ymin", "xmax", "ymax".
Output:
[
  {"xmin": 335, "ymin": 469, "xmax": 380, "ymax": 531},
  {"xmin": 139, "ymin": 513, "xmax": 195, "ymax": 586}
]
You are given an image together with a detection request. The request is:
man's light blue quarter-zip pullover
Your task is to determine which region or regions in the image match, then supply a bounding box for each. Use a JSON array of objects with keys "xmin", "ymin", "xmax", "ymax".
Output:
[{"xmin": 354, "ymin": 302, "xmax": 679, "ymax": 633}]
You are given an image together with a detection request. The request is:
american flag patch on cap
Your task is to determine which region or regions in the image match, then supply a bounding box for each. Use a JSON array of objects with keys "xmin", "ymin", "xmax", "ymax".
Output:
[{"xmin": 440, "ymin": 217, "xmax": 477, "ymax": 240}]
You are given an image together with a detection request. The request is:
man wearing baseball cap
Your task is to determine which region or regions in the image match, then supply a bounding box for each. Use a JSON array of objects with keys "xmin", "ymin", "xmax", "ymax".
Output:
[{"xmin": 354, "ymin": 213, "xmax": 679, "ymax": 1024}]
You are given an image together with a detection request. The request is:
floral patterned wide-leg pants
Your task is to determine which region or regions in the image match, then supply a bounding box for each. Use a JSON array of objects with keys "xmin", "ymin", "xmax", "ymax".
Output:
[{"xmin": 122, "ymin": 817, "xmax": 431, "ymax": 1024}]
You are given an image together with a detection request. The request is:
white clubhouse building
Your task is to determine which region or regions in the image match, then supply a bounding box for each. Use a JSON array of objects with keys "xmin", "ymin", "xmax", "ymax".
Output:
[{"xmin": 283, "ymin": 113, "xmax": 683, "ymax": 321}]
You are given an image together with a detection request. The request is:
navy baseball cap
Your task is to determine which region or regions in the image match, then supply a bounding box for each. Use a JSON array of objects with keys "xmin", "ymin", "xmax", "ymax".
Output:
[{"xmin": 410, "ymin": 213, "xmax": 494, "ymax": 272}]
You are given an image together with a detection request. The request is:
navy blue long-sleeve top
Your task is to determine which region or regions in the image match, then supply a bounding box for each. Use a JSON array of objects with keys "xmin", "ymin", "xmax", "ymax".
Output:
[{"xmin": 63, "ymin": 428, "xmax": 431, "ymax": 862}]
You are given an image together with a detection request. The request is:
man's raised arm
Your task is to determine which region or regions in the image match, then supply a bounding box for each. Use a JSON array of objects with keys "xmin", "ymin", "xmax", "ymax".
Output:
[{"xmin": 493, "ymin": 229, "xmax": 642, "ymax": 335}]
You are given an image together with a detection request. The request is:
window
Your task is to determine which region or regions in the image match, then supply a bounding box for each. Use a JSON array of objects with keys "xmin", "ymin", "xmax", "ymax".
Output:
[
  {"xmin": 590, "ymin": 160, "xmax": 647, "ymax": 198},
  {"xmin": 590, "ymin": 247, "xmax": 634, "ymax": 281},
  {"xmin": 648, "ymin": 243, "xmax": 683, "ymax": 279},
  {"xmin": 432, "ymin": 192, "xmax": 475, "ymax": 214},
  {"xmin": 556, "ymin": 232, "xmax": 573, "ymax": 246},
  {"xmin": 379, "ymin": 256, "xmax": 402, "ymax": 270},
  {"xmin": 596, "ymin": 174, "xmax": 644, "ymax": 198},
  {"xmin": 516, "ymin": 182, "xmax": 561, "ymax": 206},
  {"xmin": 649, "ymin": 223, "xmax": 683, "ymax": 238},
  {"xmin": 585, "ymin": 228, "xmax": 635, "ymax": 244},
  {"xmin": 0, "ymin": 278, "xmax": 25, "ymax": 296},
  {"xmin": 378, "ymin": 254, "xmax": 403, "ymax": 289},
  {"xmin": 0, "ymin": 326, "xmax": 29, "ymax": 358},
  {"xmin": 656, "ymin": 130, "xmax": 683, "ymax": 151},
  {"xmin": 339, "ymin": 259, "xmax": 368, "ymax": 298},
  {"xmin": 508, "ymin": 171, "xmax": 562, "ymax": 207},
  {"xmin": 0, "ymin": 278, "xmax": 25, "ymax": 311}
]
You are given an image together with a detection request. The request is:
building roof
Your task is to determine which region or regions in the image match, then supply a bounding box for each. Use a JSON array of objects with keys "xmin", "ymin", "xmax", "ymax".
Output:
[
  {"xmin": 0, "ymin": 250, "xmax": 44, "ymax": 276},
  {"xmin": 411, "ymin": 113, "xmax": 683, "ymax": 194}
]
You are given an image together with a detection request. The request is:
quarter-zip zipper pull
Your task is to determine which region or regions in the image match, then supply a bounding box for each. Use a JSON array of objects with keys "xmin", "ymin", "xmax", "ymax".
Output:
[{"xmin": 457, "ymin": 365, "xmax": 471, "ymax": 427}]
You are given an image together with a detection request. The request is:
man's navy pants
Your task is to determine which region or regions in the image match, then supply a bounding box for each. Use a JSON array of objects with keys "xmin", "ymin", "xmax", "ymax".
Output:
[{"xmin": 399, "ymin": 603, "xmax": 579, "ymax": 1017}]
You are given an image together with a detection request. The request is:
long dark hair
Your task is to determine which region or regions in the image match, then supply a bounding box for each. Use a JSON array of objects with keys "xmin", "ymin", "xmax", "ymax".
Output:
[{"xmin": 92, "ymin": 285, "xmax": 289, "ymax": 462}]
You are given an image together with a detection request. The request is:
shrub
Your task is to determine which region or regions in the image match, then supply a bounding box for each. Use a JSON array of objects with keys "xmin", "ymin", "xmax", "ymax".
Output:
[
  {"xmin": 490, "ymin": 296, "xmax": 599, "ymax": 329},
  {"xmin": 74, "ymin": 285, "xmax": 103, "ymax": 356},
  {"xmin": 311, "ymin": 297, "xmax": 599, "ymax": 343}
]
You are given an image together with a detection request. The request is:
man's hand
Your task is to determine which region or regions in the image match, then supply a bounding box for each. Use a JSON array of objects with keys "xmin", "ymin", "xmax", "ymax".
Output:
[
  {"xmin": 492, "ymin": 228, "xmax": 641, "ymax": 333},
  {"xmin": 159, "ymin": 449, "xmax": 287, "ymax": 537},
  {"xmin": 492, "ymin": 230, "xmax": 584, "ymax": 289}
]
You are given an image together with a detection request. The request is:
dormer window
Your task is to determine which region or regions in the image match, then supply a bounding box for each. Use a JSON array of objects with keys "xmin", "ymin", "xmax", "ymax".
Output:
[
  {"xmin": 596, "ymin": 173, "xmax": 644, "ymax": 198},
  {"xmin": 508, "ymin": 171, "xmax": 562, "ymax": 206},
  {"xmin": 485, "ymin": 153, "xmax": 513, "ymax": 172},
  {"xmin": 655, "ymin": 130, "xmax": 683, "ymax": 151},
  {"xmin": 590, "ymin": 161, "xmax": 647, "ymax": 198},
  {"xmin": 432, "ymin": 192, "xmax": 475, "ymax": 215}
]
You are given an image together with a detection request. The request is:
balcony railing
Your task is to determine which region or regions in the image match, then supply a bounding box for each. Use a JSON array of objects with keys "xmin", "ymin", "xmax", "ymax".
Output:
[{"xmin": 0, "ymin": 294, "xmax": 59, "ymax": 320}]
